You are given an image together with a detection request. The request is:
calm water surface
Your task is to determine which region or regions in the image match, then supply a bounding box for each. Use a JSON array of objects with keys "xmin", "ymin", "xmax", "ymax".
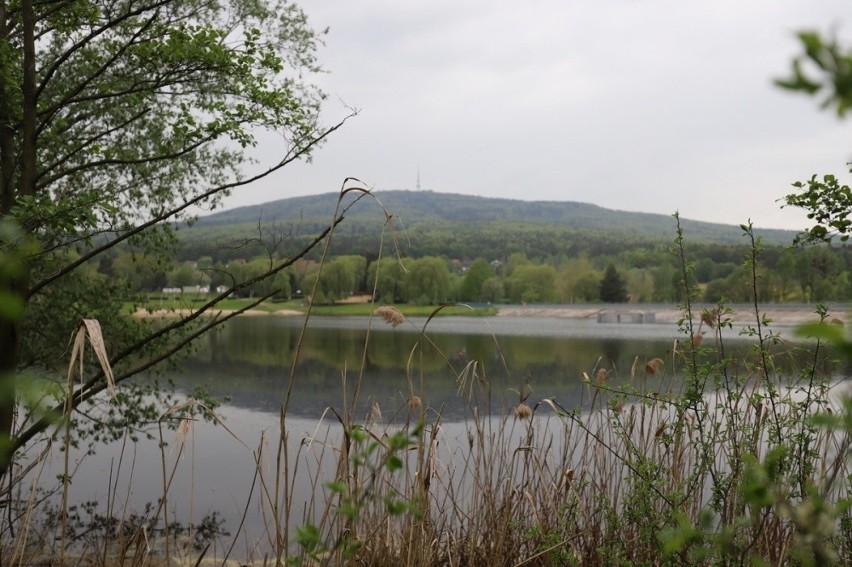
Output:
[
  {"xmin": 174, "ymin": 314, "xmax": 822, "ymax": 418},
  {"xmin": 51, "ymin": 313, "xmax": 832, "ymax": 558}
]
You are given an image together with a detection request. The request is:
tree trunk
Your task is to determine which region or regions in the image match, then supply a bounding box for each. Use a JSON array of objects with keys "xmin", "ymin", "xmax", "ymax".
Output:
[
  {"xmin": 0, "ymin": 0, "xmax": 14, "ymax": 477},
  {"xmin": 0, "ymin": 0, "xmax": 36, "ymax": 478}
]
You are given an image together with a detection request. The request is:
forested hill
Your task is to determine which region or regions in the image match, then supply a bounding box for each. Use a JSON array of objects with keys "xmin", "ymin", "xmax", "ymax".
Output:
[
  {"xmin": 181, "ymin": 190, "xmax": 799, "ymax": 261},
  {"xmin": 197, "ymin": 190, "xmax": 795, "ymax": 241}
]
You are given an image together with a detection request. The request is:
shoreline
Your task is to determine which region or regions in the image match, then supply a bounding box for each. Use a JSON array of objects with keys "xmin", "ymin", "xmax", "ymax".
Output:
[
  {"xmin": 131, "ymin": 304, "xmax": 842, "ymax": 326},
  {"xmin": 131, "ymin": 308, "xmax": 302, "ymax": 318},
  {"xmin": 496, "ymin": 305, "xmax": 844, "ymax": 326}
]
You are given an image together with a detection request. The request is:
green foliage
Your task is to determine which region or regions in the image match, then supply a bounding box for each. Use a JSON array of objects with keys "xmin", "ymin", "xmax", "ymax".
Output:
[
  {"xmin": 778, "ymin": 30, "xmax": 852, "ymax": 246},
  {"xmin": 145, "ymin": 189, "xmax": 852, "ymax": 305},
  {"xmin": 652, "ymin": 262, "xmax": 678, "ymax": 302},
  {"xmin": 507, "ymin": 263, "xmax": 557, "ymax": 303},
  {"xmin": 99, "ymin": 218, "xmax": 852, "ymax": 306},
  {"xmin": 367, "ymin": 257, "xmax": 411, "ymax": 303},
  {"xmin": 459, "ymin": 258, "xmax": 495, "ymax": 302},
  {"xmin": 302, "ymin": 255, "xmax": 365, "ymax": 303},
  {"xmin": 655, "ymin": 223, "xmax": 850, "ymax": 565},
  {"xmin": 169, "ymin": 263, "xmax": 206, "ymax": 288},
  {"xmin": 625, "ymin": 267, "xmax": 655, "ymax": 302},
  {"xmin": 0, "ymin": 0, "xmax": 339, "ymax": 483},
  {"xmin": 0, "ymin": 220, "xmax": 35, "ymax": 321},
  {"xmin": 777, "ymin": 31, "xmax": 852, "ymax": 117},
  {"xmin": 289, "ymin": 422, "xmax": 424, "ymax": 565},
  {"xmin": 556, "ymin": 255, "xmax": 599, "ymax": 302},
  {"xmin": 191, "ymin": 190, "xmax": 799, "ymax": 247},
  {"xmin": 572, "ymin": 272, "xmax": 601, "ymax": 302},
  {"xmin": 521, "ymin": 218, "xmax": 852, "ymax": 565},
  {"xmin": 404, "ymin": 256, "xmax": 451, "ymax": 305},
  {"xmin": 693, "ymin": 257, "xmax": 717, "ymax": 283},
  {"xmin": 785, "ymin": 174, "xmax": 852, "ymax": 244},
  {"xmin": 599, "ymin": 263, "xmax": 628, "ymax": 303}
]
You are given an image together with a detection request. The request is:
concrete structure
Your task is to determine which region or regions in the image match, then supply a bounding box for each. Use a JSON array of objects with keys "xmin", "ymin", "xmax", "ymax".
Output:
[{"xmin": 597, "ymin": 311, "xmax": 656, "ymax": 324}]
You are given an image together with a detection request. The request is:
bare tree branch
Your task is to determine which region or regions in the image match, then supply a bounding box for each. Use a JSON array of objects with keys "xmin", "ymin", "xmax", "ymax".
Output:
[
  {"xmin": 9, "ymin": 182, "xmax": 372, "ymax": 459},
  {"xmin": 26, "ymin": 112, "xmax": 353, "ymax": 298}
]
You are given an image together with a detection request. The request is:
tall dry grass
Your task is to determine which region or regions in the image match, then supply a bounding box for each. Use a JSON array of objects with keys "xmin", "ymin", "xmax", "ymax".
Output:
[
  {"xmin": 268, "ymin": 321, "xmax": 849, "ymax": 566},
  {"xmin": 269, "ymin": 216, "xmax": 850, "ymax": 566}
]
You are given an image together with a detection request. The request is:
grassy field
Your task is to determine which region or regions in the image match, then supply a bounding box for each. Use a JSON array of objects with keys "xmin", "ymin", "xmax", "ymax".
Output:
[{"xmin": 306, "ymin": 302, "xmax": 497, "ymax": 317}]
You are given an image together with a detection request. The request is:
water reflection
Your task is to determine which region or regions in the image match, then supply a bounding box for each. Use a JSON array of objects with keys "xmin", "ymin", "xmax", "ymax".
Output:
[
  {"xmin": 171, "ymin": 316, "xmax": 831, "ymax": 422},
  {"xmin": 52, "ymin": 314, "xmax": 839, "ymax": 560}
]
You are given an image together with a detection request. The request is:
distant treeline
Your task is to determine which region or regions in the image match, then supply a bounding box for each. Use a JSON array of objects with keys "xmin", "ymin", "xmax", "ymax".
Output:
[
  {"xmin": 141, "ymin": 190, "xmax": 833, "ymax": 304},
  {"xmin": 93, "ymin": 223, "xmax": 852, "ymax": 304},
  {"xmin": 176, "ymin": 220, "xmax": 790, "ymax": 267}
]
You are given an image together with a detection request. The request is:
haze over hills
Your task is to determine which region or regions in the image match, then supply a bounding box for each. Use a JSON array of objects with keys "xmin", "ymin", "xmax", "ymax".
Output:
[{"xmin": 193, "ymin": 190, "xmax": 799, "ymax": 246}]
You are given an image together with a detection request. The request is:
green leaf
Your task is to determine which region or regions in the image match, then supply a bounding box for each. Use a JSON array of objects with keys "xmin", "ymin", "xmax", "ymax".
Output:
[
  {"xmin": 0, "ymin": 292, "xmax": 25, "ymax": 321},
  {"xmin": 386, "ymin": 454, "xmax": 403, "ymax": 472},
  {"xmin": 795, "ymin": 321, "xmax": 845, "ymax": 342},
  {"xmin": 296, "ymin": 523, "xmax": 324, "ymax": 554}
]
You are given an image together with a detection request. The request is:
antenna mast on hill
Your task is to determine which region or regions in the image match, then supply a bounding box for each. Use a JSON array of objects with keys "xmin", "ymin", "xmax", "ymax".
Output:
[{"xmin": 416, "ymin": 165, "xmax": 421, "ymax": 191}]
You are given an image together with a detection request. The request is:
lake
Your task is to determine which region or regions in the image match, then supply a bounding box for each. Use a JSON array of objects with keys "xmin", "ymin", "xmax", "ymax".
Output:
[
  {"xmin": 176, "ymin": 314, "xmax": 686, "ymax": 419},
  {"xmin": 166, "ymin": 311, "xmax": 824, "ymax": 420},
  {"xmin": 37, "ymin": 311, "xmax": 838, "ymax": 561}
]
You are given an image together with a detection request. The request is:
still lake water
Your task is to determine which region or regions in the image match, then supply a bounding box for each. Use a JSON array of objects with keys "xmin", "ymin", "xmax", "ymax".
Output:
[
  {"xmin": 177, "ymin": 314, "xmax": 688, "ymax": 419},
  {"xmin": 50, "ymin": 311, "xmax": 832, "ymax": 558},
  {"xmin": 168, "ymin": 312, "xmax": 819, "ymax": 420}
]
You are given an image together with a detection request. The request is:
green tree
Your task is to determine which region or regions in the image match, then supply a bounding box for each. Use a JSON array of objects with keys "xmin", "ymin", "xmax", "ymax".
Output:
[
  {"xmin": 367, "ymin": 257, "xmax": 411, "ymax": 303},
  {"xmin": 777, "ymin": 30, "xmax": 852, "ymax": 118},
  {"xmin": 505, "ymin": 252, "xmax": 531, "ymax": 277},
  {"xmin": 703, "ymin": 263, "xmax": 777, "ymax": 303},
  {"xmin": 794, "ymin": 246, "xmax": 842, "ymax": 301},
  {"xmin": 239, "ymin": 258, "xmax": 292, "ymax": 299},
  {"xmin": 599, "ymin": 264, "xmax": 628, "ymax": 303},
  {"xmin": 836, "ymin": 271, "xmax": 852, "ymax": 300},
  {"xmin": 405, "ymin": 256, "xmax": 451, "ymax": 305},
  {"xmin": 774, "ymin": 249, "xmax": 799, "ymax": 300},
  {"xmin": 784, "ymin": 174, "xmax": 852, "ymax": 244},
  {"xmin": 715, "ymin": 261, "xmax": 738, "ymax": 280},
  {"xmin": 112, "ymin": 251, "xmax": 169, "ymax": 292},
  {"xmin": 169, "ymin": 263, "xmax": 206, "ymax": 288},
  {"xmin": 649, "ymin": 263, "xmax": 677, "ymax": 302},
  {"xmin": 703, "ymin": 273, "xmax": 750, "ymax": 303},
  {"xmin": 626, "ymin": 268, "xmax": 654, "ymax": 303},
  {"xmin": 694, "ymin": 257, "xmax": 717, "ymax": 283},
  {"xmin": 507, "ymin": 264, "xmax": 557, "ymax": 304},
  {"xmin": 459, "ymin": 258, "xmax": 495, "ymax": 302},
  {"xmin": 572, "ymin": 273, "xmax": 600, "ymax": 302},
  {"xmin": 0, "ymin": 0, "xmax": 344, "ymax": 477},
  {"xmin": 555, "ymin": 255, "xmax": 596, "ymax": 303},
  {"xmin": 480, "ymin": 276, "xmax": 504, "ymax": 303},
  {"xmin": 336, "ymin": 255, "xmax": 368, "ymax": 292},
  {"xmin": 303, "ymin": 256, "xmax": 362, "ymax": 303},
  {"xmin": 779, "ymin": 31, "xmax": 852, "ymax": 243}
]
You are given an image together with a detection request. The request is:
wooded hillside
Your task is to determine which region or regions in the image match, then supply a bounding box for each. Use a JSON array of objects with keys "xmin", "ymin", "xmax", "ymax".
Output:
[{"xmin": 179, "ymin": 190, "xmax": 799, "ymax": 262}]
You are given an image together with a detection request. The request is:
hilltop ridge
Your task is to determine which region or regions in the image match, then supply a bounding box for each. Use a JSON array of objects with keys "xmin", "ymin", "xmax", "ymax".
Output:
[
  {"xmin": 172, "ymin": 190, "xmax": 820, "ymax": 305},
  {"xmin": 194, "ymin": 190, "xmax": 797, "ymax": 246}
]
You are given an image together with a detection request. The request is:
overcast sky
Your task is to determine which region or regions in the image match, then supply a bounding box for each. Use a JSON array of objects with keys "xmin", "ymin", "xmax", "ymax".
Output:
[{"xmin": 226, "ymin": 1, "xmax": 852, "ymax": 231}]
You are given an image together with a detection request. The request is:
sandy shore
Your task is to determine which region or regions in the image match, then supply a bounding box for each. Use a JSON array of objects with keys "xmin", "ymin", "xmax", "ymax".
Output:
[
  {"xmin": 132, "ymin": 305, "xmax": 844, "ymax": 326},
  {"xmin": 495, "ymin": 305, "xmax": 846, "ymax": 326}
]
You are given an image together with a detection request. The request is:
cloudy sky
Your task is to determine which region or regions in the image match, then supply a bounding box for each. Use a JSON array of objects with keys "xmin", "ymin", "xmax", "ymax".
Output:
[{"xmin": 229, "ymin": 1, "xmax": 851, "ymax": 230}]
